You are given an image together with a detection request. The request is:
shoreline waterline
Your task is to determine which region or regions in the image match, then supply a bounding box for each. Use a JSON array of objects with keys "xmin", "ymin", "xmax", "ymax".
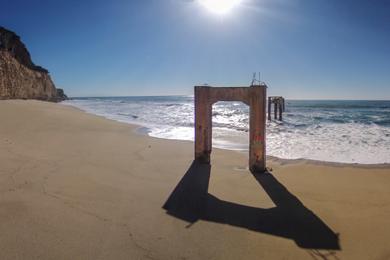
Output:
[{"xmin": 61, "ymin": 100, "xmax": 390, "ymax": 167}]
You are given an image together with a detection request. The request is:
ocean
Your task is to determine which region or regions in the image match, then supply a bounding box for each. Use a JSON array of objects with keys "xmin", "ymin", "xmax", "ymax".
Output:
[{"xmin": 63, "ymin": 96, "xmax": 390, "ymax": 164}]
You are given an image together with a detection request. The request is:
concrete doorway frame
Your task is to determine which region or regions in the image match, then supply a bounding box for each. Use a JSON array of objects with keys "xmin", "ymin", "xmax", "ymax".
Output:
[{"xmin": 194, "ymin": 85, "xmax": 267, "ymax": 172}]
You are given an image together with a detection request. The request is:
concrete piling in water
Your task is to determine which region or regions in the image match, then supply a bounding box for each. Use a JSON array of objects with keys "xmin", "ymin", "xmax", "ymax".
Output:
[
  {"xmin": 274, "ymin": 101, "xmax": 278, "ymax": 120},
  {"xmin": 268, "ymin": 97, "xmax": 272, "ymax": 121},
  {"xmin": 268, "ymin": 96, "xmax": 285, "ymax": 121}
]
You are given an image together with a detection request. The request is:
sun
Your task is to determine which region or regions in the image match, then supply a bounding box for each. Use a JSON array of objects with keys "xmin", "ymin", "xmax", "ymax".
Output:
[{"xmin": 199, "ymin": 0, "xmax": 243, "ymax": 15}]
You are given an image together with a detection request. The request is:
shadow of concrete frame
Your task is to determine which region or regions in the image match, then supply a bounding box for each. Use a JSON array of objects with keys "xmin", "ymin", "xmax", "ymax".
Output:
[{"xmin": 194, "ymin": 85, "xmax": 267, "ymax": 173}]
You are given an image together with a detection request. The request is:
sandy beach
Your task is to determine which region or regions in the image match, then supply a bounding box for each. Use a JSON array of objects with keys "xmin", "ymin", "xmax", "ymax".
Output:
[{"xmin": 1, "ymin": 100, "xmax": 390, "ymax": 260}]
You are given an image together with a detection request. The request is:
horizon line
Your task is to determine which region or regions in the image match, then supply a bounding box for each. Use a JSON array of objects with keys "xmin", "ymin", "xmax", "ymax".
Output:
[{"xmin": 66, "ymin": 95, "xmax": 390, "ymax": 101}]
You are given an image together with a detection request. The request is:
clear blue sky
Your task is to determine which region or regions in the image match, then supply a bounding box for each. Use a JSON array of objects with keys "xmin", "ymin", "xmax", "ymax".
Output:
[{"xmin": 1, "ymin": 0, "xmax": 389, "ymax": 99}]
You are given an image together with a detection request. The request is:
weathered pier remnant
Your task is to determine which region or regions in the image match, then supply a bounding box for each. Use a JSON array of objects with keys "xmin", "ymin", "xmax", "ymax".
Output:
[
  {"xmin": 194, "ymin": 85, "xmax": 267, "ymax": 173},
  {"xmin": 268, "ymin": 96, "xmax": 285, "ymax": 121}
]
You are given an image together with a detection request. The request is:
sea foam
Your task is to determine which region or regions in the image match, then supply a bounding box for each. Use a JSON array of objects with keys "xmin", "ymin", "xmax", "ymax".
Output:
[{"xmin": 63, "ymin": 97, "xmax": 390, "ymax": 164}]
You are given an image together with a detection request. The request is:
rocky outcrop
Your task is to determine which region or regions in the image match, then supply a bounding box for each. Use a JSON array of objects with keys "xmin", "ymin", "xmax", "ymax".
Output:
[
  {"xmin": 56, "ymin": 88, "xmax": 68, "ymax": 101},
  {"xmin": 0, "ymin": 26, "xmax": 67, "ymax": 102}
]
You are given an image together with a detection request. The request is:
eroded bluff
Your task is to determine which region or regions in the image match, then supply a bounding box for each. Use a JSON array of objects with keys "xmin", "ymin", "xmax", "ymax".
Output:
[{"xmin": 0, "ymin": 26, "xmax": 67, "ymax": 102}]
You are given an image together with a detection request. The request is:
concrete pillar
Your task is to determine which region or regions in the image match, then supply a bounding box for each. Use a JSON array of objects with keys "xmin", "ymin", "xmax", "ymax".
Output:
[
  {"xmin": 278, "ymin": 102, "xmax": 283, "ymax": 121},
  {"xmin": 194, "ymin": 86, "xmax": 212, "ymax": 163},
  {"xmin": 274, "ymin": 101, "xmax": 277, "ymax": 120},
  {"xmin": 249, "ymin": 86, "xmax": 267, "ymax": 172},
  {"xmin": 268, "ymin": 97, "xmax": 272, "ymax": 121}
]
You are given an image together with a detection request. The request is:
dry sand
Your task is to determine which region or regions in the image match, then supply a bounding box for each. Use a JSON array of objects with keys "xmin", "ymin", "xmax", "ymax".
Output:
[{"xmin": 1, "ymin": 100, "xmax": 390, "ymax": 260}]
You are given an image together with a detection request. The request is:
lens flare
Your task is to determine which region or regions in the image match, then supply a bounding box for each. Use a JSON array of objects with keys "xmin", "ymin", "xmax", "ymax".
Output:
[{"xmin": 199, "ymin": 0, "xmax": 242, "ymax": 15}]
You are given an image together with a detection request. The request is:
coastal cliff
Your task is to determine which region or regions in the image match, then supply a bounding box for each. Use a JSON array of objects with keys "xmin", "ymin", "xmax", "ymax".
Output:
[{"xmin": 0, "ymin": 26, "xmax": 67, "ymax": 101}]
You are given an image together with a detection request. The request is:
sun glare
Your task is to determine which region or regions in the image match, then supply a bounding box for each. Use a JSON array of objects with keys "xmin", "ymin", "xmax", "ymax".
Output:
[{"xmin": 199, "ymin": 0, "xmax": 242, "ymax": 15}]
